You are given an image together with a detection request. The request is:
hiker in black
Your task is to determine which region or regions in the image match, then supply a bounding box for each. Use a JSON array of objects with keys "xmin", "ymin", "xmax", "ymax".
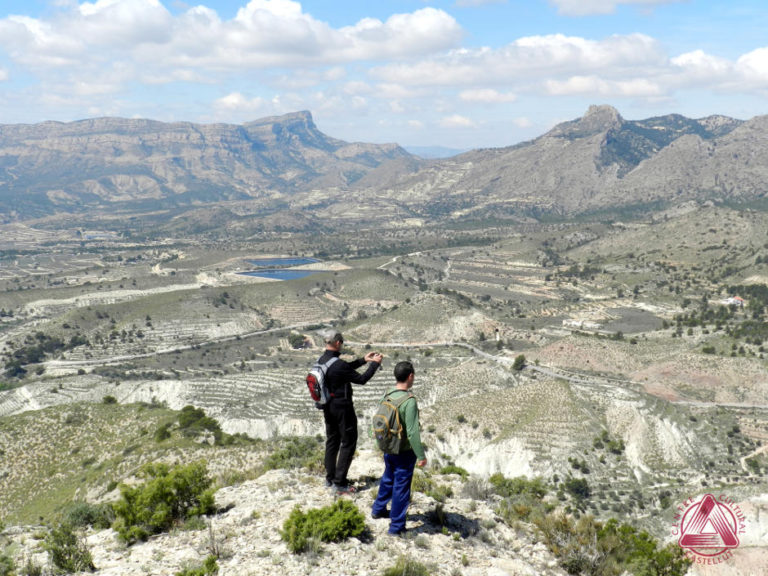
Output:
[{"xmin": 319, "ymin": 331, "xmax": 382, "ymax": 494}]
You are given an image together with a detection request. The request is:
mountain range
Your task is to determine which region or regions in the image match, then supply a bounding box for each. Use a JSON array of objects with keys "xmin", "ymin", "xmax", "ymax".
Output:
[
  {"xmin": 0, "ymin": 111, "xmax": 414, "ymax": 220},
  {"xmin": 2, "ymin": 105, "xmax": 768, "ymax": 223}
]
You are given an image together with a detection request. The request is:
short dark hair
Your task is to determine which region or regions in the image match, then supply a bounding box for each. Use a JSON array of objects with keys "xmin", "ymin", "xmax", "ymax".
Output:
[{"xmin": 394, "ymin": 361, "xmax": 414, "ymax": 383}]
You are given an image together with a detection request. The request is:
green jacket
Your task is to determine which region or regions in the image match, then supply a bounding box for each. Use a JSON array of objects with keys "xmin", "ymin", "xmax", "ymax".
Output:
[{"xmin": 385, "ymin": 387, "xmax": 425, "ymax": 460}]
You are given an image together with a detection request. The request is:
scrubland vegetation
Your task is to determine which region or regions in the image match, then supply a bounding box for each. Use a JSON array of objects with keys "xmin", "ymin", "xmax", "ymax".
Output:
[{"xmin": 2, "ymin": 201, "xmax": 768, "ymax": 574}]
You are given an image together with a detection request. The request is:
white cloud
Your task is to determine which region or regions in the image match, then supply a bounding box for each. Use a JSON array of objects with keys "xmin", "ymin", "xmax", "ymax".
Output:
[
  {"xmin": 669, "ymin": 50, "xmax": 733, "ymax": 88},
  {"xmin": 77, "ymin": 0, "xmax": 173, "ymax": 46},
  {"xmin": 159, "ymin": 3, "xmax": 462, "ymax": 68},
  {"xmin": 737, "ymin": 47, "xmax": 768, "ymax": 83},
  {"xmin": 0, "ymin": 2, "xmax": 462, "ymax": 74},
  {"xmin": 549, "ymin": 0, "xmax": 685, "ymax": 17},
  {"xmin": 373, "ymin": 34, "xmax": 665, "ymax": 87},
  {"xmin": 455, "ymin": 0, "xmax": 507, "ymax": 6},
  {"xmin": 343, "ymin": 81, "xmax": 373, "ymax": 96},
  {"xmin": 376, "ymin": 83, "xmax": 426, "ymax": 99},
  {"xmin": 367, "ymin": 33, "xmax": 768, "ymax": 109},
  {"xmin": 0, "ymin": 15, "xmax": 83, "ymax": 67},
  {"xmin": 390, "ymin": 100, "xmax": 407, "ymax": 114},
  {"xmin": 272, "ymin": 67, "xmax": 347, "ymax": 90},
  {"xmin": 2, "ymin": 0, "xmax": 768, "ymax": 146},
  {"xmin": 545, "ymin": 76, "xmax": 663, "ymax": 96},
  {"xmin": 459, "ymin": 88, "xmax": 516, "ymax": 103},
  {"xmin": 214, "ymin": 92, "xmax": 267, "ymax": 113},
  {"xmin": 440, "ymin": 114, "xmax": 476, "ymax": 128},
  {"xmin": 672, "ymin": 50, "xmax": 731, "ymax": 75}
]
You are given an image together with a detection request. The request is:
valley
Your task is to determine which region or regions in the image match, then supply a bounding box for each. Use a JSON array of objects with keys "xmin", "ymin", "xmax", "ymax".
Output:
[
  {"xmin": 2, "ymin": 204, "xmax": 768, "ymax": 541},
  {"xmin": 2, "ymin": 107, "xmax": 768, "ymax": 575}
]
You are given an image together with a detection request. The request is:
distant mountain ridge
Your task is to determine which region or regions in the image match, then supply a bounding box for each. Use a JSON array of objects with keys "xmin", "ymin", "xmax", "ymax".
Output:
[
  {"xmin": 0, "ymin": 111, "xmax": 416, "ymax": 219},
  {"xmin": 3, "ymin": 105, "xmax": 768, "ymax": 224},
  {"xmin": 368, "ymin": 105, "xmax": 761, "ymax": 219},
  {"xmin": 404, "ymin": 145, "xmax": 468, "ymax": 159}
]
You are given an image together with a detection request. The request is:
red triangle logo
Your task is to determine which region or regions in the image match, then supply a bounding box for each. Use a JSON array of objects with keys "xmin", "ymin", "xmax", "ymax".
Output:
[{"xmin": 679, "ymin": 494, "xmax": 739, "ymax": 548}]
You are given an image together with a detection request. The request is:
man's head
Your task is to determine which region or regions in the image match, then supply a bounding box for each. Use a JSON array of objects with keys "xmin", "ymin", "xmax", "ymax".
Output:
[
  {"xmin": 323, "ymin": 330, "xmax": 344, "ymax": 351},
  {"xmin": 394, "ymin": 360, "xmax": 415, "ymax": 387}
]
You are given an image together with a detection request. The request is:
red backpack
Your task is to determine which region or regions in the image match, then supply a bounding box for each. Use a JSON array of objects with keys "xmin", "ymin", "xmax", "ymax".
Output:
[{"xmin": 305, "ymin": 357, "xmax": 338, "ymax": 408}]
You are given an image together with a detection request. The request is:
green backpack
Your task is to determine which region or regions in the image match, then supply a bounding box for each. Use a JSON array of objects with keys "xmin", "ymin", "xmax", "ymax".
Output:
[{"xmin": 371, "ymin": 390, "xmax": 414, "ymax": 454}]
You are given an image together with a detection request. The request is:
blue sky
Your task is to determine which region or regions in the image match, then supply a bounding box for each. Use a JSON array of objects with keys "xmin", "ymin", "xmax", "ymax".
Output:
[{"xmin": 1, "ymin": 1, "xmax": 767, "ymax": 149}]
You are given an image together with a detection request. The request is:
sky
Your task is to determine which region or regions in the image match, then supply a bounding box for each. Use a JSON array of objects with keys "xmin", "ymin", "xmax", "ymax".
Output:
[{"xmin": 0, "ymin": 0, "xmax": 767, "ymax": 149}]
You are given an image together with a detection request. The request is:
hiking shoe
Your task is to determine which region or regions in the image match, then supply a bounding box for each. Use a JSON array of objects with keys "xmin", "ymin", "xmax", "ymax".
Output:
[
  {"xmin": 371, "ymin": 509, "xmax": 390, "ymax": 519},
  {"xmin": 334, "ymin": 484, "xmax": 357, "ymax": 495}
]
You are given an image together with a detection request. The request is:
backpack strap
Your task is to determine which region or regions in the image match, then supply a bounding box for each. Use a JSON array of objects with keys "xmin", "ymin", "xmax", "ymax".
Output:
[
  {"xmin": 321, "ymin": 356, "xmax": 342, "ymax": 398},
  {"xmin": 322, "ymin": 357, "xmax": 339, "ymax": 370},
  {"xmin": 386, "ymin": 390, "xmax": 414, "ymax": 408}
]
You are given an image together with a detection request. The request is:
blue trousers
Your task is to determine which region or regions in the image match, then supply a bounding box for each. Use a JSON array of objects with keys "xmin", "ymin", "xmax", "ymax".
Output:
[{"xmin": 371, "ymin": 450, "xmax": 417, "ymax": 534}]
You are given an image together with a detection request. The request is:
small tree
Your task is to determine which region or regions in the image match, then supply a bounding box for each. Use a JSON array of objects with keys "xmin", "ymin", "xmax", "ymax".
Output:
[
  {"xmin": 112, "ymin": 461, "xmax": 216, "ymax": 544},
  {"xmin": 288, "ymin": 333, "xmax": 307, "ymax": 349},
  {"xmin": 512, "ymin": 354, "xmax": 526, "ymax": 371},
  {"xmin": 564, "ymin": 477, "xmax": 591, "ymax": 504},
  {"xmin": 43, "ymin": 523, "xmax": 95, "ymax": 573}
]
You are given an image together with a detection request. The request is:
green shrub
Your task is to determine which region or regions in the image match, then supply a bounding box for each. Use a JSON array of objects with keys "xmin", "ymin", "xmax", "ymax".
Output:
[
  {"xmin": 102, "ymin": 395, "xmax": 117, "ymax": 404},
  {"xmin": 178, "ymin": 406, "xmax": 224, "ymax": 444},
  {"xmin": 43, "ymin": 523, "xmax": 96, "ymax": 573},
  {"xmin": 563, "ymin": 477, "xmax": 591, "ymax": 503},
  {"xmin": 288, "ymin": 333, "xmax": 307, "ymax": 349},
  {"xmin": 411, "ymin": 471, "xmax": 433, "ymax": 494},
  {"xmin": 512, "ymin": 354, "xmax": 526, "ymax": 371},
  {"xmin": 492, "ymin": 474, "xmax": 551, "ymax": 523},
  {"xmin": 280, "ymin": 500, "xmax": 366, "ymax": 554},
  {"xmin": 381, "ymin": 555, "xmax": 431, "ymax": 576},
  {"xmin": 175, "ymin": 555, "xmax": 219, "ymax": 576},
  {"xmin": 19, "ymin": 558, "xmax": 43, "ymax": 576},
  {"xmin": 412, "ymin": 471, "xmax": 453, "ymax": 502},
  {"xmin": 263, "ymin": 436, "xmax": 324, "ymax": 473},
  {"xmin": 62, "ymin": 501, "xmax": 115, "ymax": 530},
  {"xmin": 489, "ymin": 474, "xmax": 548, "ymax": 499},
  {"xmin": 532, "ymin": 514, "xmax": 690, "ymax": 576},
  {"xmin": 154, "ymin": 422, "xmax": 172, "ymax": 442},
  {"xmin": 112, "ymin": 461, "xmax": 216, "ymax": 544},
  {"xmin": 0, "ymin": 554, "xmax": 15, "ymax": 576},
  {"xmin": 439, "ymin": 465, "xmax": 469, "ymax": 479}
]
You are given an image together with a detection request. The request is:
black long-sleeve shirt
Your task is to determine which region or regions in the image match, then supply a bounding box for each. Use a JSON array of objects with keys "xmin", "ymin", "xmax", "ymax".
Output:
[{"xmin": 317, "ymin": 349, "xmax": 380, "ymax": 405}]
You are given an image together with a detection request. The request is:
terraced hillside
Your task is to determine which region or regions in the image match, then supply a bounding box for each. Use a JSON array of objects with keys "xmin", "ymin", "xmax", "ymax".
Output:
[
  {"xmin": 0, "ymin": 401, "xmax": 266, "ymax": 524},
  {"xmin": 3, "ymin": 204, "xmax": 768, "ymax": 564}
]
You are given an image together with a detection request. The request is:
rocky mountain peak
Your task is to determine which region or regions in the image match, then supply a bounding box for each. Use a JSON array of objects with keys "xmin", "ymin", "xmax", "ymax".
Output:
[
  {"xmin": 580, "ymin": 104, "xmax": 624, "ymax": 131},
  {"xmin": 0, "ymin": 111, "xmax": 418, "ymax": 219},
  {"xmin": 245, "ymin": 110, "xmax": 315, "ymax": 131},
  {"xmin": 545, "ymin": 104, "xmax": 624, "ymax": 141},
  {"xmin": 243, "ymin": 110, "xmax": 339, "ymax": 151}
]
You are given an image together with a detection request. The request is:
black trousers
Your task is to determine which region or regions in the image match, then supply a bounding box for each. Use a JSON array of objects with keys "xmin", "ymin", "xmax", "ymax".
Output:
[{"xmin": 323, "ymin": 401, "xmax": 358, "ymax": 486}]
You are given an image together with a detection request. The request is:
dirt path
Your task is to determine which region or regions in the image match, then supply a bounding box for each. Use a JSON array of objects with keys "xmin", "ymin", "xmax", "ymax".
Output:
[
  {"xmin": 741, "ymin": 443, "xmax": 768, "ymax": 473},
  {"xmin": 43, "ymin": 321, "xmax": 332, "ymax": 369}
]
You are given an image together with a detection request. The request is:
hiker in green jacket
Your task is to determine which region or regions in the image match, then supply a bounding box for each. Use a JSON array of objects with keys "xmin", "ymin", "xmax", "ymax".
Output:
[{"xmin": 371, "ymin": 361, "xmax": 427, "ymax": 535}]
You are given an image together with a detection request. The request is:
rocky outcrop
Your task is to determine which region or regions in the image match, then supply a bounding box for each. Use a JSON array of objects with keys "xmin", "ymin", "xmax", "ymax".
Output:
[
  {"xmin": 4, "ymin": 451, "xmax": 566, "ymax": 576},
  {"xmin": 0, "ymin": 112, "xmax": 417, "ymax": 219},
  {"xmin": 4, "ymin": 105, "xmax": 768, "ymax": 224},
  {"xmin": 366, "ymin": 105, "xmax": 757, "ymax": 218}
]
